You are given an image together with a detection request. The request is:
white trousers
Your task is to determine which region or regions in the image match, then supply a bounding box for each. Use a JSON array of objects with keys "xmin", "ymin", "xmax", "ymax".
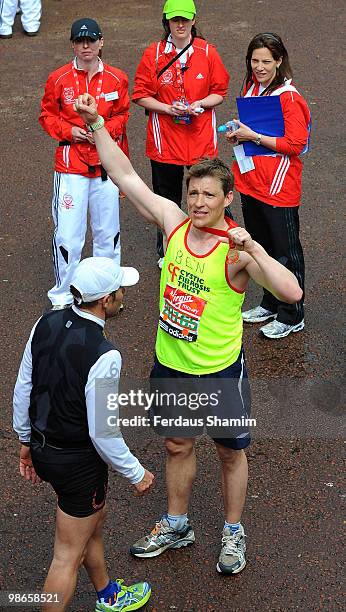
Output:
[
  {"xmin": 49, "ymin": 172, "xmax": 120, "ymax": 306},
  {"xmin": 0, "ymin": 0, "xmax": 41, "ymax": 35}
]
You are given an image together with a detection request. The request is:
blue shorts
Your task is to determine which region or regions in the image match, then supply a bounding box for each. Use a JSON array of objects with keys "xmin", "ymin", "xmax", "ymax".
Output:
[{"xmin": 150, "ymin": 349, "xmax": 251, "ymax": 450}]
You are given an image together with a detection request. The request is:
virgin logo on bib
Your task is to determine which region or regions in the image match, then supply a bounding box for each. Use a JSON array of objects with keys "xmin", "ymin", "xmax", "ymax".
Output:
[{"xmin": 159, "ymin": 284, "xmax": 207, "ymax": 343}]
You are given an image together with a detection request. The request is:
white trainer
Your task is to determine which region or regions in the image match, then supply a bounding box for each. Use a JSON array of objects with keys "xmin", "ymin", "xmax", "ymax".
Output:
[
  {"xmin": 217, "ymin": 525, "xmax": 247, "ymax": 575},
  {"xmin": 260, "ymin": 319, "xmax": 305, "ymax": 339},
  {"xmin": 242, "ymin": 306, "xmax": 277, "ymax": 323},
  {"xmin": 157, "ymin": 257, "xmax": 164, "ymax": 270}
]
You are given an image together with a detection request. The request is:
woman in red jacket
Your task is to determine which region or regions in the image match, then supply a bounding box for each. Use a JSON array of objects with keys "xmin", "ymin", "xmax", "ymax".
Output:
[
  {"xmin": 227, "ymin": 33, "xmax": 310, "ymax": 339},
  {"xmin": 39, "ymin": 18, "xmax": 130, "ymax": 309},
  {"xmin": 132, "ymin": 0, "xmax": 229, "ymax": 268}
]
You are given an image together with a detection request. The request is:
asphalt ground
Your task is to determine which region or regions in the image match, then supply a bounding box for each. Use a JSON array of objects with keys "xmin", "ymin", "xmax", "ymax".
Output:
[{"xmin": 0, "ymin": 1, "xmax": 344, "ymax": 610}]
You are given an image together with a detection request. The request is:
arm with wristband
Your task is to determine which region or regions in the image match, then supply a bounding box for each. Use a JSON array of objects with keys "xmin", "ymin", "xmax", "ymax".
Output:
[{"xmin": 76, "ymin": 97, "xmax": 184, "ymax": 232}]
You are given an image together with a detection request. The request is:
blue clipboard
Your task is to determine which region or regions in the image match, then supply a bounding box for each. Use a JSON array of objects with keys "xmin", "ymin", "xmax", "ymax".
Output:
[{"xmin": 236, "ymin": 96, "xmax": 285, "ymax": 156}]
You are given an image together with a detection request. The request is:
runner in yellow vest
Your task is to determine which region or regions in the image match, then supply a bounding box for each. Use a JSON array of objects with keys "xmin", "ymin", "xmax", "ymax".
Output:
[
  {"xmin": 156, "ymin": 216, "xmax": 244, "ymax": 374},
  {"xmin": 75, "ymin": 93, "xmax": 302, "ymax": 577}
]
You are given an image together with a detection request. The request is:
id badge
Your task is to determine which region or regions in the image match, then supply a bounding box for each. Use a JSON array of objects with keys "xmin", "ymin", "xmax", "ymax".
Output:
[{"xmin": 104, "ymin": 91, "xmax": 119, "ymax": 102}]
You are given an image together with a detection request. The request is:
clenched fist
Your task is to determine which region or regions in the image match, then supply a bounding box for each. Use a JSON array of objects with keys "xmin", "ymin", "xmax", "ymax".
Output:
[{"xmin": 133, "ymin": 469, "xmax": 155, "ymax": 497}]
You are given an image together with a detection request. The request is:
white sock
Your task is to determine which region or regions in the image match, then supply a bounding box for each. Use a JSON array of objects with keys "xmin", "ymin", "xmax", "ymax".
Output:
[
  {"xmin": 166, "ymin": 513, "xmax": 188, "ymax": 531},
  {"xmin": 224, "ymin": 520, "xmax": 241, "ymax": 534}
]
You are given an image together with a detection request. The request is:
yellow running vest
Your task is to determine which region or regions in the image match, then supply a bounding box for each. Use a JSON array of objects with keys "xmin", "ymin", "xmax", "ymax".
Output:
[{"xmin": 156, "ymin": 219, "xmax": 245, "ymax": 374}]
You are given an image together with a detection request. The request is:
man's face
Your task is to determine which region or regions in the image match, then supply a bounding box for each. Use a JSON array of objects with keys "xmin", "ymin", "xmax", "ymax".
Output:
[
  {"xmin": 104, "ymin": 288, "xmax": 124, "ymax": 319},
  {"xmin": 187, "ymin": 176, "xmax": 233, "ymax": 228}
]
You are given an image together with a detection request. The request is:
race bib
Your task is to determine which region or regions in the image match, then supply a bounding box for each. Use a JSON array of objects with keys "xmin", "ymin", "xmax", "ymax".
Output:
[{"xmin": 159, "ymin": 284, "xmax": 207, "ymax": 343}]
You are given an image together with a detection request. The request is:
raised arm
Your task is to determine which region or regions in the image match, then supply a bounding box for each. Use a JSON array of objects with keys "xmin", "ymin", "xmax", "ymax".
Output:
[{"xmin": 74, "ymin": 94, "xmax": 184, "ymax": 231}]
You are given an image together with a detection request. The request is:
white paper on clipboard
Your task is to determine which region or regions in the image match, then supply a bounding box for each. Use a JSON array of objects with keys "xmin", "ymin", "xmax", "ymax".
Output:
[{"xmin": 233, "ymin": 144, "xmax": 255, "ymax": 174}]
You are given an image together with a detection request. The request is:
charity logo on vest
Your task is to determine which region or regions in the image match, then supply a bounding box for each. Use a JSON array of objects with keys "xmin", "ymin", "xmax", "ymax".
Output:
[
  {"xmin": 159, "ymin": 284, "xmax": 207, "ymax": 343},
  {"xmin": 168, "ymin": 260, "xmax": 211, "ymax": 296},
  {"xmin": 176, "ymin": 269, "xmax": 210, "ymax": 295}
]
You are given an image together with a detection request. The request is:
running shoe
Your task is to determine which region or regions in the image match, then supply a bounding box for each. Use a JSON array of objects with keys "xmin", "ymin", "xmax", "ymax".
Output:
[
  {"xmin": 216, "ymin": 525, "xmax": 246, "ymax": 575},
  {"xmin": 157, "ymin": 257, "xmax": 164, "ymax": 270},
  {"xmin": 95, "ymin": 579, "xmax": 151, "ymax": 611},
  {"xmin": 242, "ymin": 306, "xmax": 277, "ymax": 323},
  {"xmin": 260, "ymin": 319, "xmax": 305, "ymax": 339},
  {"xmin": 130, "ymin": 516, "xmax": 195, "ymax": 558}
]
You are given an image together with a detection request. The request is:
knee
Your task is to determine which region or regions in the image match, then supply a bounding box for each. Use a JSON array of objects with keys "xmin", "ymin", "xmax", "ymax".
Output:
[
  {"xmin": 165, "ymin": 437, "xmax": 195, "ymax": 458},
  {"xmin": 216, "ymin": 445, "xmax": 245, "ymax": 466},
  {"xmin": 55, "ymin": 227, "xmax": 85, "ymax": 252},
  {"xmin": 51, "ymin": 548, "xmax": 83, "ymax": 573}
]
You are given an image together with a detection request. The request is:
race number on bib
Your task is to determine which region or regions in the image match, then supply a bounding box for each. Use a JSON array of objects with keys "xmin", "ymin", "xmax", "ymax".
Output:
[{"xmin": 159, "ymin": 284, "xmax": 207, "ymax": 342}]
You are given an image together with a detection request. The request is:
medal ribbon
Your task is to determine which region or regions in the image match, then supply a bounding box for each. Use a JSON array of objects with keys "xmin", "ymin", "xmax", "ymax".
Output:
[{"xmin": 199, "ymin": 226, "xmax": 240, "ymax": 264}]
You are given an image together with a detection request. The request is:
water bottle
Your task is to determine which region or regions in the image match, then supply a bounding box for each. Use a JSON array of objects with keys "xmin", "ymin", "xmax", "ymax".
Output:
[{"xmin": 217, "ymin": 120, "xmax": 239, "ymax": 133}]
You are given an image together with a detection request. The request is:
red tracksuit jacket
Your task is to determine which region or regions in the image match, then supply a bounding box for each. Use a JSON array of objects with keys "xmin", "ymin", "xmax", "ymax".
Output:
[
  {"xmin": 233, "ymin": 79, "xmax": 311, "ymax": 207},
  {"xmin": 132, "ymin": 38, "xmax": 230, "ymax": 165},
  {"xmin": 39, "ymin": 59, "xmax": 130, "ymax": 178}
]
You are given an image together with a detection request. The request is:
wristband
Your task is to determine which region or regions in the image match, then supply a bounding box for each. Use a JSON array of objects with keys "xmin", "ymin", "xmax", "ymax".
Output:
[
  {"xmin": 89, "ymin": 116, "xmax": 105, "ymax": 132},
  {"xmin": 20, "ymin": 441, "xmax": 30, "ymax": 447}
]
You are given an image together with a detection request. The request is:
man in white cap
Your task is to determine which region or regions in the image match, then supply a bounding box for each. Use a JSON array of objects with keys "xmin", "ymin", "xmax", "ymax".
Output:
[{"xmin": 13, "ymin": 257, "xmax": 153, "ymax": 612}]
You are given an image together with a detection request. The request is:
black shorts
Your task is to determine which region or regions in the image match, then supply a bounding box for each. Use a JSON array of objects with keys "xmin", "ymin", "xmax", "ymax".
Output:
[
  {"xmin": 31, "ymin": 442, "xmax": 108, "ymax": 518},
  {"xmin": 150, "ymin": 349, "xmax": 252, "ymax": 450}
]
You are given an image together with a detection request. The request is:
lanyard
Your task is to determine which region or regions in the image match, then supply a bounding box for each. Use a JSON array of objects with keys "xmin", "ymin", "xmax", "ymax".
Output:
[
  {"xmin": 174, "ymin": 62, "xmax": 186, "ymax": 98},
  {"xmin": 72, "ymin": 66, "xmax": 104, "ymax": 107}
]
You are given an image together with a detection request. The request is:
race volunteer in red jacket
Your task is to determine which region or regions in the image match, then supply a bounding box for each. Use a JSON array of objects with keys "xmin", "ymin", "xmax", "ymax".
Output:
[
  {"xmin": 39, "ymin": 18, "xmax": 130, "ymax": 309},
  {"xmin": 132, "ymin": 0, "xmax": 229, "ymax": 267},
  {"xmin": 227, "ymin": 33, "xmax": 310, "ymax": 339}
]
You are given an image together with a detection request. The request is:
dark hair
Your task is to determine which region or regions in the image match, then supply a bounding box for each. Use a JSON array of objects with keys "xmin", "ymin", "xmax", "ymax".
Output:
[
  {"xmin": 186, "ymin": 158, "xmax": 234, "ymax": 195},
  {"xmin": 161, "ymin": 17, "xmax": 205, "ymax": 41},
  {"xmin": 244, "ymin": 32, "xmax": 293, "ymax": 96},
  {"xmin": 70, "ymin": 286, "xmax": 117, "ymax": 308},
  {"xmin": 70, "ymin": 285, "xmax": 99, "ymax": 308}
]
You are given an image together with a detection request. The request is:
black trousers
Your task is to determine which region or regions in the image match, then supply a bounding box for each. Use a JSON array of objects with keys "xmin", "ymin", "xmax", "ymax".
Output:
[
  {"xmin": 241, "ymin": 194, "xmax": 305, "ymax": 325},
  {"xmin": 151, "ymin": 160, "xmax": 184, "ymax": 258},
  {"xmin": 151, "ymin": 159, "xmax": 234, "ymax": 258}
]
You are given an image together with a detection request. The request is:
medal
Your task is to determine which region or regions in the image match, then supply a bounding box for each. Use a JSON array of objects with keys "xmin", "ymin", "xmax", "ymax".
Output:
[{"xmin": 226, "ymin": 249, "xmax": 240, "ymax": 265}]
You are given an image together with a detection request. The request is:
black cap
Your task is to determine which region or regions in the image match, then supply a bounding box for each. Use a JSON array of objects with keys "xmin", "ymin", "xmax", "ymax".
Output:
[{"xmin": 70, "ymin": 18, "xmax": 102, "ymax": 41}]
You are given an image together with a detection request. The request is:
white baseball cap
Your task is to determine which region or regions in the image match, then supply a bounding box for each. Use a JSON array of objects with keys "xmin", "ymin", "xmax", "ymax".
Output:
[{"xmin": 70, "ymin": 257, "xmax": 139, "ymax": 304}]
